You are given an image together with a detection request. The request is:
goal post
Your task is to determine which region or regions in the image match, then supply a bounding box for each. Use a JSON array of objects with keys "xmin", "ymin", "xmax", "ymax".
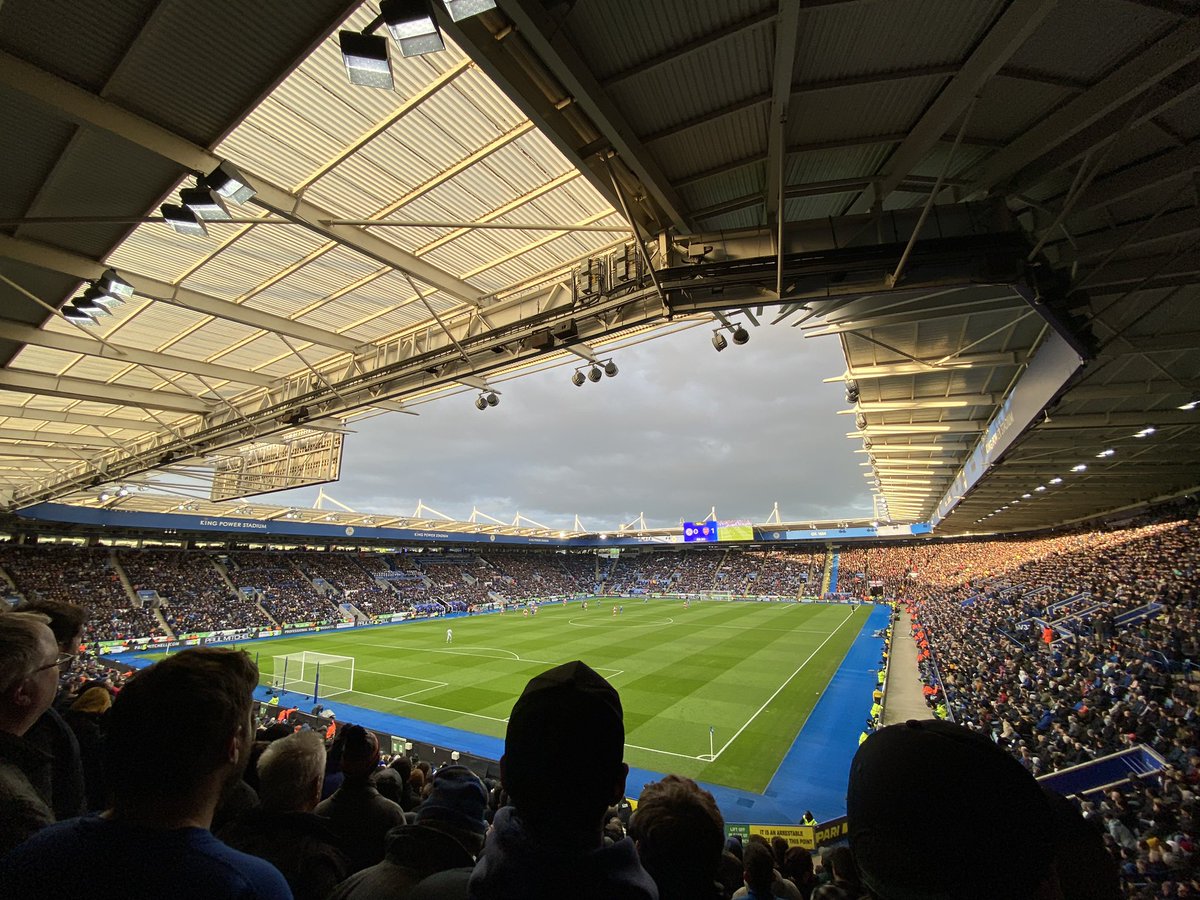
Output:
[{"xmin": 272, "ymin": 651, "xmax": 355, "ymax": 700}]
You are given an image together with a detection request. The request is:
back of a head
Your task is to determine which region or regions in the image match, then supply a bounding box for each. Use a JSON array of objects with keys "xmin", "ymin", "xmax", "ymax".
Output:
[
  {"xmin": 502, "ymin": 660, "xmax": 625, "ymax": 831},
  {"xmin": 848, "ymin": 719, "xmax": 1056, "ymax": 900},
  {"xmin": 742, "ymin": 840, "xmax": 776, "ymax": 894},
  {"xmin": 257, "ymin": 729, "xmax": 326, "ymax": 813},
  {"xmin": 631, "ymin": 774, "xmax": 724, "ymax": 897},
  {"xmin": 16, "ymin": 599, "xmax": 87, "ymax": 650},
  {"xmin": 824, "ymin": 845, "xmax": 861, "ymax": 888},
  {"xmin": 0, "ymin": 612, "xmax": 53, "ymax": 698},
  {"xmin": 338, "ymin": 724, "xmax": 380, "ymax": 778},
  {"xmin": 416, "ymin": 764, "xmax": 488, "ymax": 855},
  {"xmin": 105, "ymin": 648, "xmax": 258, "ymax": 802}
]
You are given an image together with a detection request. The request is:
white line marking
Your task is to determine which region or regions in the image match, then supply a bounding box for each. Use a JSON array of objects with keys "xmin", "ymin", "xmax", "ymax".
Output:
[
  {"xmin": 709, "ymin": 606, "xmax": 857, "ymax": 762},
  {"xmin": 566, "ymin": 617, "xmax": 675, "ymax": 628},
  {"xmin": 623, "ymin": 741, "xmax": 709, "ymax": 761},
  {"xmin": 354, "ymin": 642, "xmax": 621, "ymax": 678},
  {"xmin": 393, "ymin": 680, "xmax": 448, "ymax": 700}
]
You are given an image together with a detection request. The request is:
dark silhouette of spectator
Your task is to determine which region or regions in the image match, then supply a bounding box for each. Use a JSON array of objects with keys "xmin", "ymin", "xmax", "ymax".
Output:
[
  {"xmin": 742, "ymin": 841, "xmax": 785, "ymax": 899},
  {"xmin": 781, "ymin": 847, "xmax": 817, "ymax": 900},
  {"xmin": 17, "ymin": 598, "xmax": 87, "ymax": 822},
  {"xmin": 329, "ymin": 763, "xmax": 488, "ymax": 899},
  {"xmin": 373, "ymin": 754, "xmax": 415, "ymax": 811},
  {"xmin": 0, "ymin": 613, "xmax": 65, "ymax": 856},
  {"xmin": 221, "ymin": 730, "xmax": 349, "ymax": 900},
  {"xmin": 847, "ymin": 718, "xmax": 1093, "ymax": 900},
  {"xmin": 62, "ymin": 686, "xmax": 110, "ymax": 811},
  {"xmin": 468, "ymin": 660, "xmax": 657, "ymax": 899},
  {"xmin": 316, "ymin": 724, "xmax": 406, "ymax": 873},
  {"xmin": 629, "ymin": 774, "xmax": 725, "ymax": 900},
  {"xmin": 0, "ymin": 647, "xmax": 291, "ymax": 899},
  {"xmin": 736, "ymin": 836, "xmax": 802, "ymax": 900},
  {"xmin": 809, "ymin": 846, "xmax": 866, "ymax": 900}
]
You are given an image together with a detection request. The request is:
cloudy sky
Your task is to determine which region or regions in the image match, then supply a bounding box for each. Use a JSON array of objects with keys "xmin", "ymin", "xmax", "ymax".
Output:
[{"xmin": 272, "ymin": 322, "xmax": 872, "ymax": 530}]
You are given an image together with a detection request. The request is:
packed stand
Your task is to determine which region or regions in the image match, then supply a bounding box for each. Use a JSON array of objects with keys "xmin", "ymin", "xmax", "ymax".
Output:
[
  {"xmin": 120, "ymin": 549, "xmax": 269, "ymax": 635},
  {"xmin": 229, "ymin": 552, "xmax": 340, "ymax": 627},
  {"xmin": 899, "ymin": 513, "xmax": 1200, "ymax": 898},
  {"xmin": 0, "ymin": 545, "xmax": 163, "ymax": 644},
  {"xmin": 293, "ymin": 552, "xmax": 404, "ymax": 619}
]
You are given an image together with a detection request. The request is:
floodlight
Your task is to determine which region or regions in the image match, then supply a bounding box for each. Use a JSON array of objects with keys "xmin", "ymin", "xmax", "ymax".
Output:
[
  {"xmin": 1049, "ymin": 477, "xmax": 1063, "ymax": 484},
  {"xmin": 70, "ymin": 296, "xmax": 112, "ymax": 318},
  {"xmin": 180, "ymin": 186, "xmax": 231, "ymax": 221},
  {"xmin": 1179, "ymin": 398, "xmax": 1200, "ymax": 411},
  {"xmin": 442, "ymin": 0, "xmax": 497, "ymax": 21},
  {"xmin": 381, "ymin": 0, "xmax": 445, "ymax": 57},
  {"xmin": 587, "ymin": 365, "xmax": 602, "ymax": 383},
  {"xmin": 1096, "ymin": 448, "xmax": 1115, "ymax": 458},
  {"xmin": 62, "ymin": 306, "xmax": 95, "ymax": 325},
  {"xmin": 116, "ymin": 486, "xmax": 129, "ymax": 498},
  {"xmin": 731, "ymin": 325, "xmax": 749, "ymax": 345},
  {"xmin": 204, "ymin": 161, "xmax": 256, "ymax": 205},
  {"xmin": 855, "ymin": 413, "xmax": 868, "ymax": 430},
  {"xmin": 95, "ymin": 268, "xmax": 133, "ymax": 300},
  {"xmin": 339, "ymin": 30, "xmax": 394, "ymax": 89},
  {"xmin": 603, "ymin": 361, "xmax": 618, "ymax": 377},
  {"xmin": 571, "ymin": 370, "xmax": 586, "ymax": 386},
  {"xmin": 79, "ymin": 286, "xmax": 122, "ymax": 310},
  {"xmin": 485, "ymin": 391, "xmax": 499, "ymax": 407},
  {"xmin": 99, "ymin": 491, "xmax": 111, "ymax": 502},
  {"xmin": 711, "ymin": 331, "xmax": 727, "ymax": 352},
  {"xmin": 475, "ymin": 394, "xmax": 487, "ymax": 410},
  {"xmin": 161, "ymin": 203, "xmax": 208, "ymax": 237},
  {"xmin": 1071, "ymin": 464, "xmax": 1087, "ymax": 472}
]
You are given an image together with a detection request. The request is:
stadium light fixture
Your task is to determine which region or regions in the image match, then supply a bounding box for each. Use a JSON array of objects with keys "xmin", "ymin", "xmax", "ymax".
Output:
[
  {"xmin": 442, "ymin": 0, "xmax": 497, "ymax": 21},
  {"xmin": 731, "ymin": 325, "xmax": 750, "ymax": 345},
  {"xmin": 1049, "ymin": 477, "xmax": 1063, "ymax": 484},
  {"xmin": 571, "ymin": 370, "xmax": 586, "ymax": 387},
  {"xmin": 180, "ymin": 186, "xmax": 231, "ymax": 221},
  {"xmin": 95, "ymin": 268, "xmax": 133, "ymax": 300},
  {"xmin": 70, "ymin": 295, "xmax": 112, "ymax": 319},
  {"xmin": 474, "ymin": 394, "xmax": 488, "ymax": 410},
  {"xmin": 1034, "ymin": 485, "xmax": 1046, "ymax": 492},
  {"xmin": 339, "ymin": 30, "xmax": 394, "ymax": 89},
  {"xmin": 711, "ymin": 330, "xmax": 727, "ymax": 352},
  {"xmin": 587, "ymin": 365, "xmax": 602, "ymax": 383},
  {"xmin": 204, "ymin": 161, "xmax": 256, "ymax": 205},
  {"xmin": 486, "ymin": 391, "xmax": 499, "ymax": 407},
  {"xmin": 98, "ymin": 491, "xmax": 111, "ymax": 502},
  {"xmin": 1071, "ymin": 464, "xmax": 1087, "ymax": 472},
  {"xmin": 381, "ymin": 0, "xmax": 445, "ymax": 57},
  {"xmin": 1179, "ymin": 398, "xmax": 1200, "ymax": 411},
  {"xmin": 62, "ymin": 305, "xmax": 95, "ymax": 325},
  {"xmin": 1096, "ymin": 448, "xmax": 1115, "ymax": 458},
  {"xmin": 603, "ymin": 360, "xmax": 618, "ymax": 378},
  {"xmin": 161, "ymin": 203, "xmax": 208, "ymax": 237},
  {"xmin": 1022, "ymin": 493, "xmax": 1032, "ymax": 498},
  {"xmin": 1134, "ymin": 427, "xmax": 1156, "ymax": 437}
]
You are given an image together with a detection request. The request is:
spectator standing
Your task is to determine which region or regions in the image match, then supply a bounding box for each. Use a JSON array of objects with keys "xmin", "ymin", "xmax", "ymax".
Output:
[
  {"xmin": 0, "ymin": 647, "xmax": 291, "ymax": 899},
  {"xmin": 468, "ymin": 660, "xmax": 657, "ymax": 899},
  {"xmin": 0, "ymin": 613, "xmax": 66, "ymax": 856},
  {"xmin": 316, "ymin": 725, "xmax": 406, "ymax": 872},
  {"xmin": 221, "ymin": 730, "xmax": 349, "ymax": 900}
]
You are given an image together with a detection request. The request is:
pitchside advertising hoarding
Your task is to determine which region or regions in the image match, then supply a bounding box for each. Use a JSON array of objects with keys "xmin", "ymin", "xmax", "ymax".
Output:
[{"xmin": 726, "ymin": 815, "xmax": 848, "ymax": 850}]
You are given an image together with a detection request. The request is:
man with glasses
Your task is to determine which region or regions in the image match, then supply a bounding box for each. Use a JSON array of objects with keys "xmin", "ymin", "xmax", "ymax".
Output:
[{"xmin": 0, "ymin": 612, "xmax": 66, "ymax": 856}]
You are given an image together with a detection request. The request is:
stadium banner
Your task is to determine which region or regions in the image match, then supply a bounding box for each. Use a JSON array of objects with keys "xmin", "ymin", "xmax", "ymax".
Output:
[
  {"xmin": 931, "ymin": 329, "xmax": 1083, "ymax": 527},
  {"xmin": 726, "ymin": 816, "xmax": 848, "ymax": 850},
  {"xmin": 776, "ymin": 523, "xmax": 932, "ymax": 541}
]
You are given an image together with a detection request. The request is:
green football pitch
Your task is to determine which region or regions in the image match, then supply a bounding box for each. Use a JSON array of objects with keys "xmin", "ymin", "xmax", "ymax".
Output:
[{"xmin": 226, "ymin": 599, "xmax": 870, "ymax": 792}]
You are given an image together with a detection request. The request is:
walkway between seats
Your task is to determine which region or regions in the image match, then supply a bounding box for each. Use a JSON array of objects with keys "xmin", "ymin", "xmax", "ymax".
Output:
[{"xmin": 881, "ymin": 609, "xmax": 931, "ymax": 725}]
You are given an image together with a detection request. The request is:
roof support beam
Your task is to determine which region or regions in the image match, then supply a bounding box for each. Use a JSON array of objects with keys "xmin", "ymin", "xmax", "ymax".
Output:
[
  {"xmin": 847, "ymin": 0, "xmax": 1059, "ymax": 214},
  {"xmin": 830, "ymin": 351, "xmax": 1021, "ymax": 380},
  {"xmin": 766, "ymin": 2, "xmax": 802, "ymax": 223},
  {"xmin": 497, "ymin": 0, "xmax": 692, "ymax": 232},
  {"xmin": 0, "ymin": 50, "xmax": 482, "ymax": 307},
  {"xmin": 0, "ymin": 427, "xmax": 123, "ymax": 448},
  {"xmin": 846, "ymin": 394, "xmax": 999, "ymax": 411},
  {"xmin": 0, "ymin": 370, "xmax": 211, "ymax": 414},
  {"xmin": 0, "ymin": 445, "xmax": 97, "ymax": 460},
  {"xmin": 1052, "ymin": 207, "xmax": 1200, "ymax": 263},
  {"xmin": 1069, "ymin": 139, "xmax": 1200, "ymax": 214},
  {"xmin": 968, "ymin": 17, "xmax": 1200, "ymax": 197},
  {"xmin": 0, "ymin": 316, "xmax": 277, "ymax": 388},
  {"xmin": 0, "ymin": 233, "xmax": 360, "ymax": 354},
  {"xmin": 0, "ymin": 404, "xmax": 168, "ymax": 432}
]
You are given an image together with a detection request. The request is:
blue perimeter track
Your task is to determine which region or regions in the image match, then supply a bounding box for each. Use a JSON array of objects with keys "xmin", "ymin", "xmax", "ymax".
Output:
[{"xmin": 115, "ymin": 602, "xmax": 890, "ymax": 826}]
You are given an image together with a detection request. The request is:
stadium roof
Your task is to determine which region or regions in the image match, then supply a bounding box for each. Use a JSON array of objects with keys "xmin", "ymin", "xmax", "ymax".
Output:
[{"xmin": 1, "ymin": 0, "xmax": 1198, "ymax": 539}]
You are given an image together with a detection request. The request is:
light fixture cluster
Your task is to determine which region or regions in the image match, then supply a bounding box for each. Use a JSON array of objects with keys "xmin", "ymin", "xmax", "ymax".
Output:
[
  {"xmin": 571, "ymin": 360, "xmax": 618, "ymax": 386},
  {"xmin": 972, "ymin": 427, "xmax": 1158, "ymax": 525},
  {"xmin": 339, "ymin": 0, "xmax": 497, "ymax": 89},
  {"xmin": 98, "ymin": 485, "xmax": 130, "ymax": 502},
  {"xmin": 62, "ymin": 269, "xmax": 134, "ymax": 326},
  {"xmin": 160, "ymin": 162, "xmax": 256, "ymax": 237},
  {"xmin": 711, "ymin": 324, "xmax": 750, "ymax": 352},
  {"xmin": 474, "ymin": 391, "xmax": 500, "ymax": 411}
]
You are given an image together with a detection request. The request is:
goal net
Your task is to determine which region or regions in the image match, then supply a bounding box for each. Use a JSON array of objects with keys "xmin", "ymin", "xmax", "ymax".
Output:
[{"xmin": 272, "ymin": 651, "xmax": 355, "ymax": 700}]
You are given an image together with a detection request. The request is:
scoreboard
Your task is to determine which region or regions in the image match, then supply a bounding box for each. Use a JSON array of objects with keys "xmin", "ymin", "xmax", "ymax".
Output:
[{"xmin": 682, "ymin": 520, "xmax": 755, "ymax": 542}]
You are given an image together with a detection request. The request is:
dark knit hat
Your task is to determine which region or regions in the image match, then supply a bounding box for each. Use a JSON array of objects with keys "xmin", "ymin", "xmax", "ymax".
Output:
[
  {"xmin": 503, "ymin": 661, "xmax": 624, "ymax": 806},
  {"xmin": 339, "ymin": 725, "xmax": 380, "ymax": 777},
  {"xmin": 417, "ymin": 765, "xmax": 488, "ymax": 837},
  {"xmin": 847, "ymin": 719, "xmax": 1055, "ymax": 900}
]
